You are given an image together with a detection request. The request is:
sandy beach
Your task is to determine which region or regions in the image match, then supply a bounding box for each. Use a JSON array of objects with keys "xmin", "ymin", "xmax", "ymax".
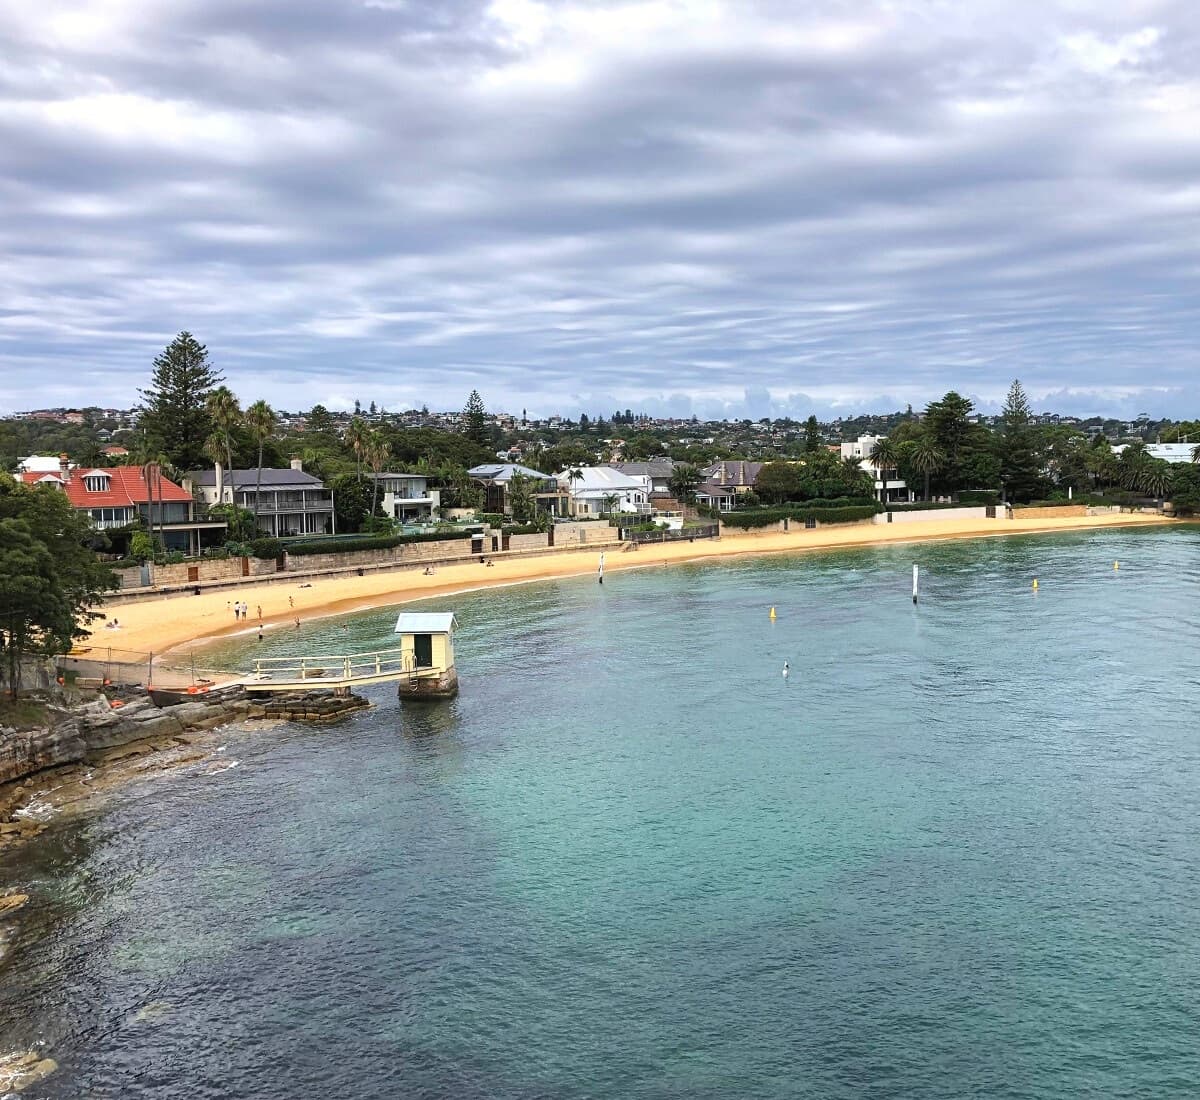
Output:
[{"xmin": 86, "ymin": 512, "xmax": 1179, "ymax": 661}]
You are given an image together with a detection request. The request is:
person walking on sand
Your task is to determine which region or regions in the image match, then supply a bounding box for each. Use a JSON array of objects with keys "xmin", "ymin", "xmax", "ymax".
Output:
[
  {"xmin": 233, "ymin": 603, "xmax": 240, "ymax": 621},
  {"xmin": 256, "ymin": 605, "xmax": 262, "ymax": 622},
  {"xmin": 288, "ymin": 595, "xmax": 294, "ymax": 609}
]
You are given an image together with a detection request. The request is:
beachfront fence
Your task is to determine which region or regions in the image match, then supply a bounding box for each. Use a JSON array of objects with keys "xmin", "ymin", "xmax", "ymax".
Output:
[
  {"xmin": 55, "ymin": 645, "xmax": 231, "ymax": 690},
  {"xmin": 622, "ymin": 523, "xmax": 720, "ymax": 545}
]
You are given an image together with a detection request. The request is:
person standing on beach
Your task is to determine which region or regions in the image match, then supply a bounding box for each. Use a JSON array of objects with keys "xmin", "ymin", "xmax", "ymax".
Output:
[
  {"xmin": 256, "ymin": 605, "xmax": 262, "ymax": 622},
  {"xmin": 289, "ymin": 595, "xmax": 294, "ymax": 609},
  {"xmin": 233, "ymin": 603, "xmax": 240, "ymax": 621}
]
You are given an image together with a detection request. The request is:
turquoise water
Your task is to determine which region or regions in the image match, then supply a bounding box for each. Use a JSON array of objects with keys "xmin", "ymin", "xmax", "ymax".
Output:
[{"xmin": 3, "ymin": 527, "xmax": 1200, "ymax": 1098}]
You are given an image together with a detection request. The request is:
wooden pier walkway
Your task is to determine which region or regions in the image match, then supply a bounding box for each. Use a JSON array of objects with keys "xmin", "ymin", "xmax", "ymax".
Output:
[{"xmin": 243, "ymin": 649, "xmax": 414, "ymax": 692}]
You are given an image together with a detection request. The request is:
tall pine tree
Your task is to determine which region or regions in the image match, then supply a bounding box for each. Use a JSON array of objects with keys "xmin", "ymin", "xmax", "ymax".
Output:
[
  {"xmin": 999, "ymin": 378, "xmax": 1044, "ymax": 502},
  {"xmin": 139, "ymin": 332, "xmax": 223, "ymax": 471},
  {"xmin": 463, "ymin": 390, "xmax": 488, "ymax": 446}
]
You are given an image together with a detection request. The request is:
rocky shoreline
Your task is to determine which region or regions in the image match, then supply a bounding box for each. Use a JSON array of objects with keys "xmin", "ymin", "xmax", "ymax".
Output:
[
  {"xmin": 1, "ymin": 683, "xmax": 371, "ymax": 848},
  {"xmin": 0, "ymin": 682, "xmax": 372, "ymax": 1092}
]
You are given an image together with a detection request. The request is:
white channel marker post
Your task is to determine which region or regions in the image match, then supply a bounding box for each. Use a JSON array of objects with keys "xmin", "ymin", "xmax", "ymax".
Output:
[{"xmin": 913, "ymin": 564, "xmax": 919, "ymax": 604}]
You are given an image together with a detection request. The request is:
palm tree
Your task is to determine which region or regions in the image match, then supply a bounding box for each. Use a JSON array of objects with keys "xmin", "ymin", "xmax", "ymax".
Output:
[
  {"xmin": 601, "ymin": 492, "xmax": 621, "ymax": 517},
  {"xmin": 869, "ymin": 437, "xmax": 901, "ymax": 505},
  {"xmin": 1192, "ymin": 442, "xmax": 1200, "ymax": 464},
  {"xmin": 205, "ymin": 385, "xmax": 242, "ymax": 503},
  {"xmin": 365, "ymin": 431, "xmax": 391, "ymax": 519},
  {"xmin": 566, "ymin": 468, "xmax": 584, "ymax": 515},
  {"xmin": 1137, "ymin": 460, "xmax": 1173, "ymax": 508},
  {"xmin": 345, "ymin": 416, "xmax": 368, "ymax": 479},
  {"xmin": 244, "ymin": 400, "xmax": 277, "ymax": 535},
  {"xmin": 909, "ymin": 438, "xmax": 944, "ymax": 501}
]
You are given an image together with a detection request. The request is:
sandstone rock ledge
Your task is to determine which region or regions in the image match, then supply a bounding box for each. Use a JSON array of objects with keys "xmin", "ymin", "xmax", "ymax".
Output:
[{"xmin": 0, "ymin": 1050, "xmax": 58, "ymax": 1092}]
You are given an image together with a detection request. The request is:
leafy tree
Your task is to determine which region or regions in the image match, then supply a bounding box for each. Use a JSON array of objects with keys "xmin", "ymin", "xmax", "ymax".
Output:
[
  {"xmin": 998, "ymin": 379, "xmax": 1045, "ymax": 502},
  {"xmin": 1170, "ymin": 462, "xmax": 1200, "ymax": 515},
  {"xmin": 330, "ymin": 474, "xmax": 378, "ymax": 533},
  {"xmin": 138, "ymin": 332, "xmax": 223, "ymax": 470},
  {"xmin": 208, "ymin": 504, "xmax": 256, "ymax": 542},
  {"xmin": 245, "ymin": 400, "xmax": 277, "ymax": 533},
  {"xmin": 129, "ymin": 529, "xmax": 155, "ymax": 562},
  {"xmin": 506, "ymin": 471, "xmax": 536, "ymax": 521},
  {"xmin": 464, "ymin": 390, "xmax": 488, "ymax": 447},
  {"xmin": 755, "ymin": 461, "xmax": 804, "ymax": 504},
  {"xmin": 668, "ymin": 463, "xmax": 702, "ymax": 503},
  {"xmin": 0, "ymin": 479, "xmax": 115, "ymax": 698}
]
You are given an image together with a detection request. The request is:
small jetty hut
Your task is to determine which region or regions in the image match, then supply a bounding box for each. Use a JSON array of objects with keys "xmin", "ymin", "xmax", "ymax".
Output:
[{"xmin": 394, "ymin": 612, "xmax": 459, "ymax": 699}]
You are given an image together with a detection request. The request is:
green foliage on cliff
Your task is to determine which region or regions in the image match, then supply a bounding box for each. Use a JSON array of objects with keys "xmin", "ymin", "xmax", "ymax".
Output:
[{"xmin": 0, "ymin": 477, "xmax": 115, "ymax": 698}]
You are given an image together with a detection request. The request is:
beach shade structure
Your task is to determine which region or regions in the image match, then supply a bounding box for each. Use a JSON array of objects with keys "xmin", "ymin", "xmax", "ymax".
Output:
[{"xmin": 394, "ymin": 612, "xmax": 460, "ymax": 699}]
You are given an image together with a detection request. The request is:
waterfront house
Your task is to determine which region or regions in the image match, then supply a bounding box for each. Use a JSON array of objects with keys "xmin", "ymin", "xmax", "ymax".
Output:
[
  {"xmin": 839, "ymin": 436, "xmax": 913, "ymax": 504},
  {"xmin": 609, "ymin": 459, "xmax": 677, "ymax": 495},
  {"xmin": 695, "ymin": 480, "xmax": 738, "ymax": 512},
  {"xmin": 366, "ymin": 472, "xmax": 441, "ymax": 523},
  {"xmin": 1112, "ymin": 443, "xmax": 1197, "ymax": 464},
  {"xmin": 468, "ymin": 462, "xmax": 565, "ymax": 516},
  {"xmin": 558, "ymin": 466, "xmax": 651, "ymax": 517},
  {"xmin": 191, "ymin": 459, "xmax": 334, "ymax": 537},
  {"xmin": 700, "ymin": 460, "xmax": 765, "ymax": 495},
  {"xmin": 19, "ymin": 455, "xmax": 225, "ymax": 553}
]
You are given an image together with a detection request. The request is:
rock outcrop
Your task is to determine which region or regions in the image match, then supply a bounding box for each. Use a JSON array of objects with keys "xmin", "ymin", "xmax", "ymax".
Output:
[{"xmin": 0, "ymin": 1050, "xmax": 58, "ymax": 1092}]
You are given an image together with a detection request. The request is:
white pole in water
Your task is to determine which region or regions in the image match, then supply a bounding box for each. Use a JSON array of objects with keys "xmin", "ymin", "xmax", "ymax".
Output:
[
  {"xmin": 913, "ymin": 564, "xmax": 919, "ymax": 604},
  {"xmin": 598, "ymin": 551, "xmax": 605, "ymax": 585}
]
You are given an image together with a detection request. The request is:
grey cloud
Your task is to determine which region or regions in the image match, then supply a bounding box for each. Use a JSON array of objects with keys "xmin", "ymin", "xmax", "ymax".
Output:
[{"xmin": 2, "ymin": 0, "xmax": 1200, "ymax": 418}]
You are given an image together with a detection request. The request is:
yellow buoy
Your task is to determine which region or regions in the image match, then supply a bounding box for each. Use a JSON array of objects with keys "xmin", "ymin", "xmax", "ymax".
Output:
[
  {"xmin": 769, "ymin": 606, "xmax": 777, "ymax": 620},
  {"xmin": 1114, "ymin": 561, "xmax": 1119, "ymax": 571},
  {"xmin": 1032, "ymin": 578, "xmax": 1039, "ymax": 590}
]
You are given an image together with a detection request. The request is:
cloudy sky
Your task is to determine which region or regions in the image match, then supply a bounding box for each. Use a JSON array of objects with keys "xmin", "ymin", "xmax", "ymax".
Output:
[{"xmin": 2, "ymin": 0, "xmax": 1199, "ymax": 420}]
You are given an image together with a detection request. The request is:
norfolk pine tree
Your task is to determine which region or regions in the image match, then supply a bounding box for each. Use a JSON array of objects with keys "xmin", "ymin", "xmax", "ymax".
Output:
[{"xmin": 138, "ymin": 332, "xmax": 224, "ymax": 471}]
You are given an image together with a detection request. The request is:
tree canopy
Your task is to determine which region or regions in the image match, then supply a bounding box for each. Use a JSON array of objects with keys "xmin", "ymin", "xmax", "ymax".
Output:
[{"xmin": 0, "ymin": 477, "xmax": 115, "ymax": 698}]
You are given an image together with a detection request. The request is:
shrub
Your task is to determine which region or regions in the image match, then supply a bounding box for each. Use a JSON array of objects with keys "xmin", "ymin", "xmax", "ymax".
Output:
[
  {"xmin": 249, "ymin": 537, "xmax": 285, "ymax": 559},
  {"xmin": 957, "ymin": 490, "xmax": 1000, "ymax": 504},
  {"xmin": 285, "ymin": 531, "xmax": 470, "ymax": 556},
  {"xmin": 501, "ymin": 524, "xmax": 543, "ymax": 535},
  {"xmin": 719, "ymin": 504, "xmax": 879, "ymax": 528},
  {"xmin": 476, "ymin": 513, "xmax": 507, "ymax": 527}
]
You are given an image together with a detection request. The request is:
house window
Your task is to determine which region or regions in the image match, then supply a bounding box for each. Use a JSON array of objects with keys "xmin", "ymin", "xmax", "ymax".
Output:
[{"xmin": 83, "ymin": 473, "xmax": 110, "ymax": 492}]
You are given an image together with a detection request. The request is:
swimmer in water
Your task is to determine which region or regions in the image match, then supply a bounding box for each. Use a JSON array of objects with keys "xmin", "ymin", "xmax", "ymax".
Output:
[{"xmin": 782, "ymin": 662, "xmax": 789, "ymax": 680}]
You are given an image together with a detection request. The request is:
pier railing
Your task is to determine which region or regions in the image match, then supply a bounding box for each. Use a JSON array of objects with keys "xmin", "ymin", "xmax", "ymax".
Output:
[{"xmin": 246, "ymin": 649, "xmax": 414, "ymax": 689}]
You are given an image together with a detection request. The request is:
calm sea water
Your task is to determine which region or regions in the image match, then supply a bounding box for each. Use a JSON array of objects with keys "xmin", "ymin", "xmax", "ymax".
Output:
[{"xmin": 3, "ymin": 528, "xmax": 1200, "ymax": 1099}]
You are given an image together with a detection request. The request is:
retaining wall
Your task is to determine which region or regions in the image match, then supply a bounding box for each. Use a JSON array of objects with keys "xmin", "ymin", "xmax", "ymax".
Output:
[
  {"xmin": 874, "ymin": 506, "xmax": 995, "ymax": 524},
  {"xmin": 1012, "ymin": 505, "xmax": 1088, "ymax": 519}
]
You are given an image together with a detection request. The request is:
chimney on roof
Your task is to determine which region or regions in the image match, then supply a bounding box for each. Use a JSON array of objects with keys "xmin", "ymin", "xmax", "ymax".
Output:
[
  {"xmin": 290, "ymin": 456, "xmax": 303, "ymax": 472},
  {"xmin": 59, "ymin": 453, "xmax": 70, "ymax": 482}
]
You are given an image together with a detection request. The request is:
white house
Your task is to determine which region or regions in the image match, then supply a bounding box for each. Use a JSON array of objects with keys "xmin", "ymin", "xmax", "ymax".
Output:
[
  {"xmin": 559, "ymin": 466, "xmax": 650, "ymax": 516},
  {"xmin": 366, "ymin": 472, "xmax": 440, "ymax": 522},
  {"xmin": 1112, "ymin": 443, "xmax": 1196, "ymax": 464},
  {"xmin": 839, "ymin": 435, "xmax": 913, "ymax": 504}
]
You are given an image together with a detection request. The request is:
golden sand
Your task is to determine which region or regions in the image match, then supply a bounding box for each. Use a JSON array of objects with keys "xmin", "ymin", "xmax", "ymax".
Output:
[{"xmin": 96, "ymin": 513, "xmax": 1173, "ymax": 658}]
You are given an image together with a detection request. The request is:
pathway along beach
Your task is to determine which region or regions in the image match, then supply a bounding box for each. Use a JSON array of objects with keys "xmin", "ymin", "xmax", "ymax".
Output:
[{"xmin": 98, "ymin": 512, "xmax": 1174, "ymax": 658}]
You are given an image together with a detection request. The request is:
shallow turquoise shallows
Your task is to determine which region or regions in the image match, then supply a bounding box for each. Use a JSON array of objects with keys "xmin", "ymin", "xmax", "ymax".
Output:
[{"xmin": 4, "ymin": 527, "xmax": 1200, "ymax": 1099}]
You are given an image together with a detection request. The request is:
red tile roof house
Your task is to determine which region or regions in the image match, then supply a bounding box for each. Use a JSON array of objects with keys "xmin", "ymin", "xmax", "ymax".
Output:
[{"xmin": 20, "ymin": 456, "xmax": 227, "ymax": 555}]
